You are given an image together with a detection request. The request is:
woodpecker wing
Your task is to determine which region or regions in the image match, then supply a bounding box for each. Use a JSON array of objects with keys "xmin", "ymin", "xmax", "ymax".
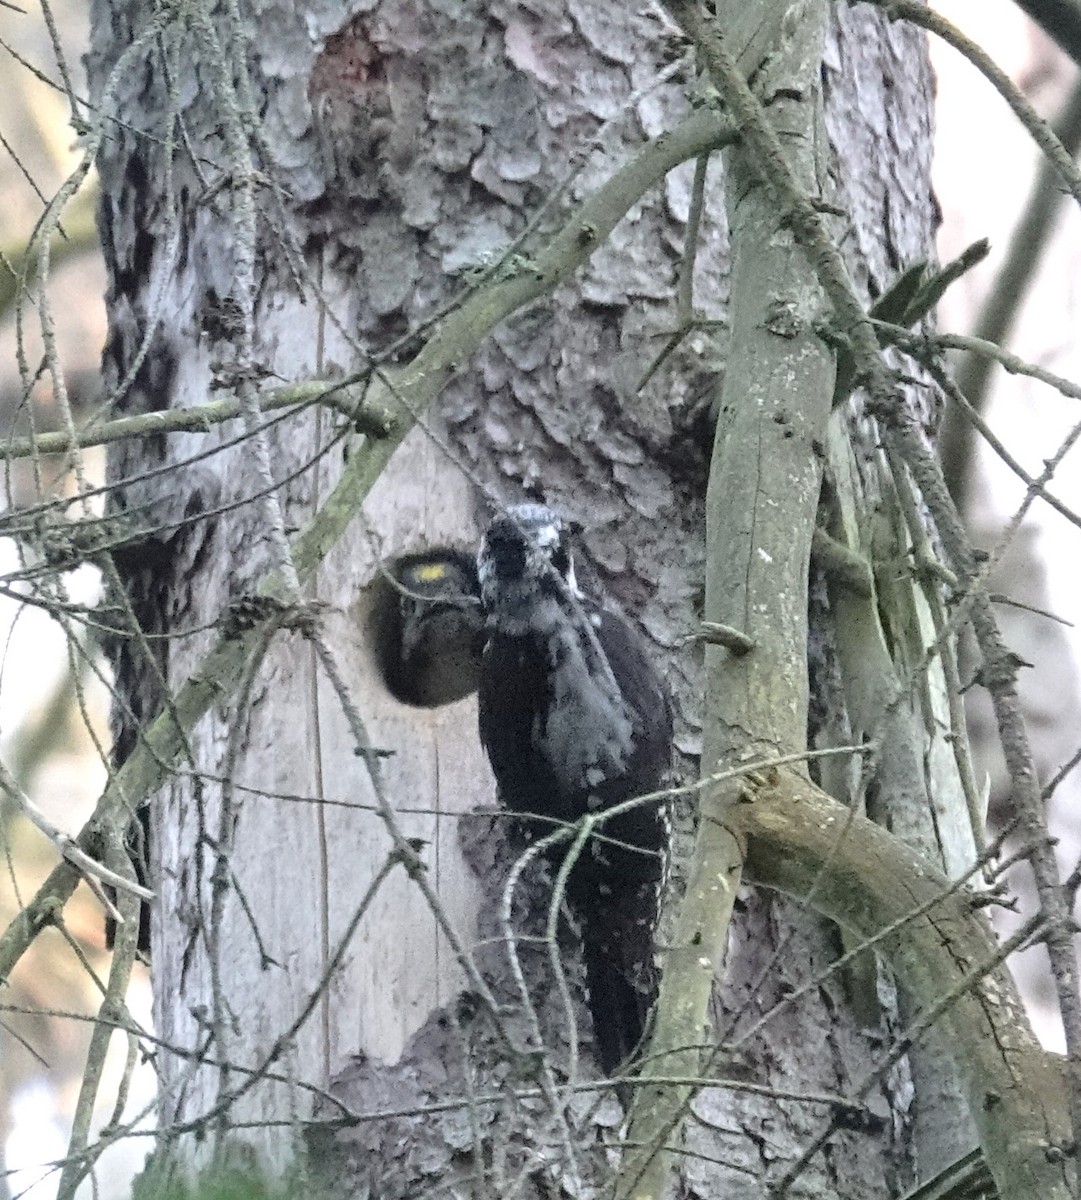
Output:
[
  {"xmin": 589, "ymin": 604, "xmax": 673, "ymax": 798},
  {"xmin": 478, "ymin": 601, "xmax": 671, "ymax": 828},
  {"xmin": 572, "ymin": 604, "xmax": 672, "ymax": 1074},
  {"xmin": 478, "ymin": 631, "xmax": 572, "ymax": 826}
]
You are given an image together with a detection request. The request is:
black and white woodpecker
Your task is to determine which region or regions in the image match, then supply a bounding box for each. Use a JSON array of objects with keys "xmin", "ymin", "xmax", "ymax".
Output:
[{"xmin": 476, "ymin": 503, "xmax": 673, "ymax": 1077}]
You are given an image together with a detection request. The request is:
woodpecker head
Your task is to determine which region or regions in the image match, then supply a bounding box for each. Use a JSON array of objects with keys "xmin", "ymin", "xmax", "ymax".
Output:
[{"xmin": 477, "ymin": 503, "xmax": 581, "ymax": 624}]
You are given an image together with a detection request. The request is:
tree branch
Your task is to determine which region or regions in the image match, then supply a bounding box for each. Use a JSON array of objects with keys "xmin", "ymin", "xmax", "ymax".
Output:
[
  {"xmin": 0, "ymin": 378, "xmax": 397, "ymax": 461},
  {"xmin": 679, "ymin": 5, "xmax": 1079, "ymax": 1189},
  {"xmin": 622, "ymin": 2, "xmax": 835, "ymax": 1195},
  {"xmin": 621, "ymin": 2, "xmax": 1078, "ymax": 1197},
  {"xmin": 868, "ymin": 0, "xmax": 1081, "ymax": 211},
  {"xmin": 0, "ymin": 184, "xmax": 99, "ymax": 320},
  {"xmin": 735, "ymin": 768, "xmax": 1071, "ymax": 1200},
  {"xmin": 940, "ymin": 75, "xmax": 1081, "ymax": 510},
  {"xmin": 0, "ymin": 757, "xmax": 152, "ymax": 902}
]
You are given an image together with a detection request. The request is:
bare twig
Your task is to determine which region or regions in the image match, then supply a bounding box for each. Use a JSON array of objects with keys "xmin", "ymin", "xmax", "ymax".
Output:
[
  {"xmin": 954, "ymin": 77, "xmax": 1081, "ymax": 433},
  {"xmin": 55, "ymin": 831, "xmax": 141, "ymax": 1200},
  {"xmin": 696, "ymin": 621, "xmax": 755, "ymax": 654},
  {"xmin": 0, "ymin": 758, "xmax": 152, "ymax": 903},
  {"xmin": 0, "ymin": 377, "xmax": 394, "ymax": 461},
  {"xmin": 868, "ymin": 1, "xmax": 1081, "ymax": 210}
]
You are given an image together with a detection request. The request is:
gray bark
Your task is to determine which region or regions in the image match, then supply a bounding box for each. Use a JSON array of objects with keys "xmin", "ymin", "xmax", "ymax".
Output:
[{"xmin": 86, "ymin": 0, "xmax": 953, "ymax": 1195}]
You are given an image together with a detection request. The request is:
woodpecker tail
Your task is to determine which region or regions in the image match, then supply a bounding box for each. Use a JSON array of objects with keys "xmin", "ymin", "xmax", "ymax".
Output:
[{"xmin": 571, "ymin": 863, "xmax": 660, "ymax": 1080}]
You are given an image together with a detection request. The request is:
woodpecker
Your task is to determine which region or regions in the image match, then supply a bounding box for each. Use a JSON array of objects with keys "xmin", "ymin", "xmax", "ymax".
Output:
[{"xmin": 477, "ymin": 503, "xmax": 673, "ymax": 1079}]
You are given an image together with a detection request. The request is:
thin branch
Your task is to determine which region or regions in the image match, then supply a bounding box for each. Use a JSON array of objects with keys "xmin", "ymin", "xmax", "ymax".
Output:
[
  {"xmin": 635, "ymin": 148, "xmax": 713, "ymax": 392},
  {"xmin": 497, "ymin": 824, "xmax": 587, "ymax": 1186},
  {"xmin": 868, "ymin": 1, "xmax": 1081, "ymax": 210},
  {"xmin": 0, "ymin": 376, "xmax": 394, "ymax": 462},
  {"xmin": 0, "ymin": 757, "xmax": 152, "ymax": 902},
  {"xmin": 771, "ymin": 906, "xmax": 1047, "ymax": 1197},
  {"xmin": 929, "ymin": 356, "xmax": 1081, "ymax": 532},
  {"xmin": 888, "ymin": 453, "xmax": 987, "ymax": 854},
  {"xmin": 192, "ymin": 0, "xmax": 299, "ymax": 597},
  {"xmin": 55, "ymin": 831, "xmax": 141, "ymax": 1200},
  {"xmin": 678, "ymin": 152, "xmax": 709, "ymax": 321},
  {"xmin": 959, "ymin": 77, "xmax": 1081, "ymax": 411},
  {"xmin": 884, "ymin": 400, "xmax": 1081, "ymax": 1200},
  {"xmin": 0, "ymin": 185, "xmax": 98, "ymax": 319},
  {"xmin": 737, "ymin": 771, "xmax": 1069, "ymax": 1197},
  {"xmin": 892, "ymin": 325, "xmax": 1081, "ymax": 404}
]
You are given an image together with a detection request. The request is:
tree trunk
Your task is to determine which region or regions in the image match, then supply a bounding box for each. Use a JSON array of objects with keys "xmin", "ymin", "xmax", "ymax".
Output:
[{"xmin": 86, "ymin": 0, "xmax": 975, "ymax": 1194}]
